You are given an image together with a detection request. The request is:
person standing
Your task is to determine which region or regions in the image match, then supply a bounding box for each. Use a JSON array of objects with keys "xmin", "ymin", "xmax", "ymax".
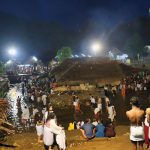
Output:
[
  {"xmin": 126, "ymin": 97, "xmax": 144, "ymax": 150},
  {"xmin": 107, "ymin": 104, "xmax": 116, "ymax": 122},
  {"xmin": 35, "ymin": 112, "xmax": 43, "ymax": 143},
  {"xmin": 21, "ymin": 106, "xmax": 30, "ymax": 129},
  {"xmin": 144, "ymin": 108, "xmax": 150, "ymax": 149}
]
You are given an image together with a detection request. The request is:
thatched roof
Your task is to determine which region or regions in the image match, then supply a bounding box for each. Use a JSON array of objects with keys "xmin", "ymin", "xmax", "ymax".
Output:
[{"xmin": 52, "ymin": 58, "xmax": 141, "ymax": 85}]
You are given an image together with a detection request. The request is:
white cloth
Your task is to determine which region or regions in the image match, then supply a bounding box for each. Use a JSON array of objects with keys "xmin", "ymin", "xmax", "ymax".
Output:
[
  {"xmin": 33, "ymin": 108, "xmax": 39, "ymax": 117},
  {"xmin": 130, "ymin": 126, "xmax": 144, "ymax": 141},
  {"xmin": 73, "ymin": 101, "xmax": 78, "ymax": 106},
  {"xmin": 91, "ymin": 98, "xmax": 95, "ymax": 104},
  {"xmin": 94, "ymin": 107, "xmax": 100, "ymax": 115},
  {"xmin": 42, "ymin": 94, "xmax": 47, "ymax": 105},
  {"xmin": 97, "ymin": 103, "xmax": 102, "ymax": 110},
  {"xmin": 22, "ymin": 108, "xmax": 30, "ymax": 120},
  {"xmin": 43, "ymin": 125, "xmax": 54, "ymax": 146},
  {"xmin": 36, "ymin": 125, "xmax": 43, "ymax": 136},
  {"xmin": 108, "ymin": 106, "xmax": 115, "ymax": 122},
  {"xmin": 31, "ymin": 95, "xmax": 34, "ymax": 101},
  {"xmin": 56, "ymin": 130, "xmax": 66, "ymax": 150},
  {"xmin": 92, "ymin": 121, "xmax": 98, "ymax": 126},
  {"xmin": 48, "ymin": 119, "xmax": 62, "ymax": 135}
]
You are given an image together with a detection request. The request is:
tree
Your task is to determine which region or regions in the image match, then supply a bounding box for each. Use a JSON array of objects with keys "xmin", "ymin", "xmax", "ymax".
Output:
[
  {"xmin": 56, "ymin": 47, "xmax": 73, "ymax": 63},
  {"xmin": 0, "ymin": 61, "xmax": 5, "ymax": 74},
  {"xmin": 124, "ymin": 34, "xmax": 145, "ymax": 58}
]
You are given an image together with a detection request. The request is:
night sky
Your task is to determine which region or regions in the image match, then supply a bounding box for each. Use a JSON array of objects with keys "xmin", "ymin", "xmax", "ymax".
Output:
[
  {"xmin": 0, "ymin": 0, "xmax": 149, "ymax": 62},
  {"xmin": 0, "ymin": 0, "xmax": 149, "ymax": 27}
]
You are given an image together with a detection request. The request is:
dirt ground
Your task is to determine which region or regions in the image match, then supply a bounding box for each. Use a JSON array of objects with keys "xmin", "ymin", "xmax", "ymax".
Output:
[
  {"xmin": 2, "ymin": 89, "xmax": 150, "ymax": 150},
  {"xmin": 0, "ymin": 125, "xmax": 142, "ymax": 150}
]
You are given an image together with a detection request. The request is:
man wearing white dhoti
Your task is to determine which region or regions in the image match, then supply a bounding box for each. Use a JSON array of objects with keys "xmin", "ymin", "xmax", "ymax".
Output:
[{"xmin": 126, "ymin": 97, "xmax": 144, "ymax": 150}]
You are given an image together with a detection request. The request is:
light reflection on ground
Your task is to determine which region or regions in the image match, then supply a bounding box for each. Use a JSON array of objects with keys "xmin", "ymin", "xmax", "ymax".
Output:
[{"xmin": 7, "ymin": 84, "xmax": 27, "ymax": 126}]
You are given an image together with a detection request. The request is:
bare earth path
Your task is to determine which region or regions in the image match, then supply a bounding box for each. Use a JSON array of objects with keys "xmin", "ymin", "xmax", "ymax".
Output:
[{"xmin": 1, "ymin": 126, "xmax": 138, "ymax": 150}]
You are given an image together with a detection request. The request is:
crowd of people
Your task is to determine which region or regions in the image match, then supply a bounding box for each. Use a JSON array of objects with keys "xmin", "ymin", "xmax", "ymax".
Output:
[
  {"xmin": 71, "ymin": 91, "xmax": 116, "ymax": 141},
  {"xmin": 119, "ymin": 71, "xmax": 150, "ymax": 98},
  {"xmin": 7, "ymin": 69, "xmax": 150, "ymax": 150},
  {"xmin": 14, "ymin": 75, "xmax": 67, "ymax": 150}
]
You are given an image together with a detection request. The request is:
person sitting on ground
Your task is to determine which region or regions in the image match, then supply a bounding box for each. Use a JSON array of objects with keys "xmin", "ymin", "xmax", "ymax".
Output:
[
  {"xmin": 126, "ymin": 96, "xmax": 144, "ymax": 150},
  {"xmin": 144, "ymin": 108, "xmax": 150, "ymax": 149},
  {"xmin": 80, "ymin": 118, "xmax": 95, "ymax": 140},
  {"xmin": 104, "ymin": 119, "xmax": 116, "ymax": 138},
  {"xmin": 95, "ymin": 120, "xmax": 105, "ymax": 138},
  {"xmin": 76, "ymin": 121, "xmax": 84, "ymax": 129}
]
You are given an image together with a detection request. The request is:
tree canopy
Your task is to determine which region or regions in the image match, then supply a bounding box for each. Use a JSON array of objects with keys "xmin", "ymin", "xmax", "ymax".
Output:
[
  {"xmin": 56, "ymin": 47, "xmax": 73, "ymax": 63},
  {"xmin": 0, "ymin": 61, "xmax": 5, "ymax": 74}
]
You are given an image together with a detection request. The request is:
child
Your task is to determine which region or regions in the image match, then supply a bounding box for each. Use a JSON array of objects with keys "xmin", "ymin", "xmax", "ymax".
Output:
[{"xmin": 35, "ymin": 113, "xmax": 43, "ymax": 143}]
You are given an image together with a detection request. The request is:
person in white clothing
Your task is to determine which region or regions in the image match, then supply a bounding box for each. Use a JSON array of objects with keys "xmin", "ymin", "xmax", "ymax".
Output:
[
  {"xmin": 21, "ymin": 106, "xmax": 30, "ymax": 126},
  {"xmin": 43, "ymin": 105, "xmax": 56, "ymax": 123},
  {"xmin": 43, "ymin": 122, "xmax": 54, "ymax": 150},
  {"xmin": 44, "ymin": 113, "xmax": 64, "ymax": 150},
  {"xmin": 42, "ymin": 93, "xmax": 47, "ymax": 106},
  {"xmin": 56, "ymin": 124, "xmax": 66, "ymax": 150},
  {"xmin": 107, "ymin": 104, "xmax": 116, "ymax": 122},
  {"xmin": 90, "ymin": 96, "xmax": 96, "ymax": 107}
]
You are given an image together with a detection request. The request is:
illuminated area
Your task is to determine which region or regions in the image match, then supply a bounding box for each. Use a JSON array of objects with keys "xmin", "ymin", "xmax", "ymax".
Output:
[
  {"xmin": 8, "ymin": 47, "xmax": 17, "ymax": 57},
  {"xmin": 6, "ymin": 60, "xmax": 12, "ymax": 65},
  {"xmin": 32, "ymin": 56, "xmax": 38, "ymax": 61},
  {"xmin": 91, "ymin": 42, "xmax": 102, "ymax": 56},
  {"xmin": 7, "ymin": 87, "xmax": 23, "ymax": 118}
]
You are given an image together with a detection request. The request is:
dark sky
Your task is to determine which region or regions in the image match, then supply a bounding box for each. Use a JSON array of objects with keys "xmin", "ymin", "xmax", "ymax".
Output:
[
  {"xmin": 0, "ymin": 0, "xmax": 149, "ymax": 62},
  {"xmin": 0, "ymin": 0, "xmax": 149, "ymax": 28}
]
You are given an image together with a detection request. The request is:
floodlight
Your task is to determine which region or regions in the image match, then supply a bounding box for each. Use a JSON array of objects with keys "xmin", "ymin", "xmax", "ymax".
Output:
[
  {"xmin": 8, "ymin": 48, "xmax": 17, "ymax": 56},
  {"xmin": 32, "ymin": 56, "xmax": 38, "ymax": 61}
]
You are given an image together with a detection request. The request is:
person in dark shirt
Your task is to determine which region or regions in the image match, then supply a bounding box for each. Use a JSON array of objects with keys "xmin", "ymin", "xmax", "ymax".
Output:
[
  {"xmin": 80, "ymin": 118, "xmax": 95, "ymax": 140},
  {"xmin": 104, "ymin": 119, "xmax": 116, "ymax": 138}
]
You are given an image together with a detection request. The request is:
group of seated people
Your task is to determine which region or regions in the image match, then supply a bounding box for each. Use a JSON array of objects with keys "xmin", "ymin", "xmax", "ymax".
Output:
[{"xmin": 80, "ymin": 118, "xmax": 116, "ymax": 140}]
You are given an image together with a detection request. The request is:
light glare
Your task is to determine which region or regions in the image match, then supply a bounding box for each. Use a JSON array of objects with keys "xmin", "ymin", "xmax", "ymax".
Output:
[{"xmin": 8, "ymin": 48, "xmax": 17, "ymax": 56}]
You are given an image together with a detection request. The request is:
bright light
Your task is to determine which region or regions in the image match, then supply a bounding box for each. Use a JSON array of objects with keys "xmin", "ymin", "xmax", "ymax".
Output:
[
  {"xmin": 81, "ymin": 54, "xmax": 86, "ymax": 57},
  {"xmin": 75, "ymin": 55, "xmax": 79, "ymax": 58},
  {"xmin": 8, "ymin": 48, "xmax": 17, "ymax": 56},
  {"xmin": 91, "ymin": 42, "xmax": 102, "ymax": 53},
  {"xmin": 32, "ymin": 56, "xmax": 38, "ymax": 61},
  {"xmin": 6, "ymin": 60, "xmax": 12, "ymax": 65}
]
